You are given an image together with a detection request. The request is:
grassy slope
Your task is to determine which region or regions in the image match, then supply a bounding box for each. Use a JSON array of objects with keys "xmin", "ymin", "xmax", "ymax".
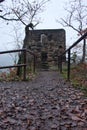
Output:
[{"xmin": 61, "ymin": 63, "xmax": 87, "ymax": 96}]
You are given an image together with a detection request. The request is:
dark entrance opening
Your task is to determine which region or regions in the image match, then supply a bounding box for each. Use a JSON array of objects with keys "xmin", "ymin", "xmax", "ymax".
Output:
[
  {"xmin": 41, "ymin": 51, "xmax": 49, "ymax": 69},
  {"xmin": 41, "ymin": 51, "xmax": 48, "ymax": 62}
]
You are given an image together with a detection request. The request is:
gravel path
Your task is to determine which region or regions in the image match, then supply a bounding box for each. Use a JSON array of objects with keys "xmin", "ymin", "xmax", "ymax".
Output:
[{"xmin": 0, "ymin": 71, "xmax": 87, "ymax": 130}]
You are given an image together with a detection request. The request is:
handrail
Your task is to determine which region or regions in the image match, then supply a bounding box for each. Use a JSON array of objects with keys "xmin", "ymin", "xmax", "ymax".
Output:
[
  {"xmin": 0, "ymin": 48, "xmax": 26, "ymax": 54},
  {"xmin": 61, "ymin": 32, "xmax": 87, "ymax": 56},
  {"xmin": 58, "ymin": 31, "xmax": 87, "ymax": 81},
  {"xmin": 0, "ymin": 48, "xmax": 36, "ymax": 80}
]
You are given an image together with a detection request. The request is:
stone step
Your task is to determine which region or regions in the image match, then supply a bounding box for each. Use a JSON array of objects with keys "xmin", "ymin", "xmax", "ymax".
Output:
[{"xmin": 41, "ymin": 62, "xmax": 49, "ymax": 70}]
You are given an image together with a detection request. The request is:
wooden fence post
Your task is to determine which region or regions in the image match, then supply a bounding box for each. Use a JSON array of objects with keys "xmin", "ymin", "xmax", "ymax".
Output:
[
  {"xmin": 67, "ymin": 49, "xmax": 71, "ymax": 81},
  {"xmin": 58, "ymin": 56, "xmax": 62, "ymax": 73},
  {"xmin": 23, "ymin": 50, "xmax": 27, "ymax": 80},
  {"xmin": 33, "ymin": 55, "xmax": 36, "ymax": 73}
]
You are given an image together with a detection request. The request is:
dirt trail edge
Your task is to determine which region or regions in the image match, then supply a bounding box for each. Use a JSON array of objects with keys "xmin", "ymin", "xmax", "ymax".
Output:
[{"xmin": 0, "ymin": 71, "xmax": 87, "ymax": 130}]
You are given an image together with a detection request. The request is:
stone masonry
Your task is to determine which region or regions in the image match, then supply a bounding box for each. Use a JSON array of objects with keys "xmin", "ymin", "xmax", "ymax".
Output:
[{"xmin": 23, "ymin": 29, "xmax": 66, "ymax": 69}]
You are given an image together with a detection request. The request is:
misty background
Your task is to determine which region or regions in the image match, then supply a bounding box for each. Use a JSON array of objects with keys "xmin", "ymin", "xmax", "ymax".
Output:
[{"xmin": 0, "ymin": 0, "xmax": 86, "ymax": 69}]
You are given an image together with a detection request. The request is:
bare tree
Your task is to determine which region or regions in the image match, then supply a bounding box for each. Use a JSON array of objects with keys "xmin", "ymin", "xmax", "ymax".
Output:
[
  {"xmin": 0, "ymin": 0, "xmax": 4, "ymax": 3},
  {"xmin": 0, "ymin": 0, "xmax": 50, "ymax": 46},
  {"xmin": 58, "ymin": 0, "xmax": 87, "ymax": 62},
  {"xmin": 0, "ymin": 0, "xmax": 50, "ymax": 75}
]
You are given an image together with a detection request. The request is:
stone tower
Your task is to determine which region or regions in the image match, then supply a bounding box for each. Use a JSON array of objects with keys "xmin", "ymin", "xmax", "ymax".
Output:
[{"xmin": 23, "ymin": 29, "xmax": 66, "ymax": 69}]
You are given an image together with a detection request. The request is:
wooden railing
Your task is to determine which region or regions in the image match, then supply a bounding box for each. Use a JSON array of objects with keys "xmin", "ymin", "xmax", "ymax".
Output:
[
  {"xmin": 58, "ymin": 32, "xmax": 87, "ymax": 81},
  {"xmin": 0, "ymin": 48, "xmax": 36, "ymax": 80}
]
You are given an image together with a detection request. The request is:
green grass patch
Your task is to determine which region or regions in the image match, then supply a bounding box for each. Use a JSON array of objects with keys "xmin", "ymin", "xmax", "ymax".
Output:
[{"xmin": 60, "ymin": 63, "xmax": 87, "ymax": 96}]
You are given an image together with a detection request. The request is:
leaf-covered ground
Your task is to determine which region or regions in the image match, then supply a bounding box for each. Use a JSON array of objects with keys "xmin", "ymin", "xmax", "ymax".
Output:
[
  {"xmin": 61, "ymin": 63, "xmax": 87, "ymax": 95},
  {"xmin": 0, "ymin": 71, "xmax": 87, "ymax": 130},
  {"xmin": 71, "ymin": 63, "xmax": 87, "ymax": 95}
]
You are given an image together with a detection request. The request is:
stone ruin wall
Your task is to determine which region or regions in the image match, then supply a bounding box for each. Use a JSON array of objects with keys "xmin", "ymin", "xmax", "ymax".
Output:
[{"xmin": 24, "ymin": 29, "xmax": 66, "ymax": 68}]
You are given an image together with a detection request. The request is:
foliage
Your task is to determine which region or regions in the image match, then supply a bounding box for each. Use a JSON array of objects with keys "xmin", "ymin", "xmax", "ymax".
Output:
[
  {"xmin": 61, "ymin": 63, "xmax": 87, "ymax": 95},
  {"xmin": 71, "ymin": 52, "xmax": 77, "ymax": 64},
  {"xmin": 71, "ymin": 63, "xmax": 87, "ymax": 95},
  {"xmin": 0, "ymin": 68, "xmax": 19, "ymax": 81},
  {"xmin": 0, "ymin": 65, "xmax": 35, "ymax": 81}
]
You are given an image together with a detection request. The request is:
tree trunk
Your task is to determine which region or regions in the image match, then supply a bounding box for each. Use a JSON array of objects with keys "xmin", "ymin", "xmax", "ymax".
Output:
[
  {"xmin": 23, "ymin": 23, "xmax": 33, "ymax": 48},
  {"xmin": 81, "ymin": 39, "xmax": 86, "ymax": 62},
  {"xmin": 23, "ymin": 25, "xmax": 30, "ymax": 48},
  {"xmin": 17, "ymin": 25, "xmax": 28, "ymax": 76},
  {"xmin": 17, "ymin": 23, "xmax": 33, "ymax": 76}
]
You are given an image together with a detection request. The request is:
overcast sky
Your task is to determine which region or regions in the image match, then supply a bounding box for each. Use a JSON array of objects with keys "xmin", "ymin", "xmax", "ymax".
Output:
[
  {"xmin": 0, "ymin": 0, "xmax": 79, "ymax": 66},
  {"xmin": 0, "ymin": 0, "xmax": 78, "ymax": 50},
  {"xmin": 37, "ymin": 0, "xmax": 78, "ymax": 44}
]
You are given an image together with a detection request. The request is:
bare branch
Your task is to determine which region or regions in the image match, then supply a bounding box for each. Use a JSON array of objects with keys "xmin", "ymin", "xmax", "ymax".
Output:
[
  {"xmin": 0, "ymin": 0, "xmax": 50, "ymax": 26},
  {"xmin": 57, "ymin": 0, "xmax": 87, "ymax": 33},
  {"xmin": 61, "ymin": 18, "xmax": 79, "ymax": 32},
  {"xmin": 57, "ymin": 0, "xmax": 87, "ymax": 62},
  {"xmin": 0, "ymin": 0, "xmax": 4, "ymax": 3},
  {"xmin": 0, "ymin": 15, "xmax": 19, "ymax": 21}
]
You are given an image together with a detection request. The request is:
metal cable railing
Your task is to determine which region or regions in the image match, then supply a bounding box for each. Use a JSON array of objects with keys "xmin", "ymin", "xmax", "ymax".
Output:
[{"xmin": 58, "ymin": 31, "xmax": 87, "ymax": 81}]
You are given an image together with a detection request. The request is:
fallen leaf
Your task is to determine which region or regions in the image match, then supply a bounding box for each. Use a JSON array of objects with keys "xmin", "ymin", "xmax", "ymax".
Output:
[
  {"xmin": 71, "ymin": 114, "xmax": 85, "ymax": 122},
  {"xmin": 27, "ymin": 118, "xmax": 30, "ymax": 125},
  {"xmin": 0, "ymin": 110, "xmax": 3, "ymax": 115}
]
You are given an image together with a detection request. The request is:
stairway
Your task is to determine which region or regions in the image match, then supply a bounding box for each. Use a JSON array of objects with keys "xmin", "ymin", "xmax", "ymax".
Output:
[{"xmin": 41, "ymin": 61, "xmax": 49, "ymax": 70}]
